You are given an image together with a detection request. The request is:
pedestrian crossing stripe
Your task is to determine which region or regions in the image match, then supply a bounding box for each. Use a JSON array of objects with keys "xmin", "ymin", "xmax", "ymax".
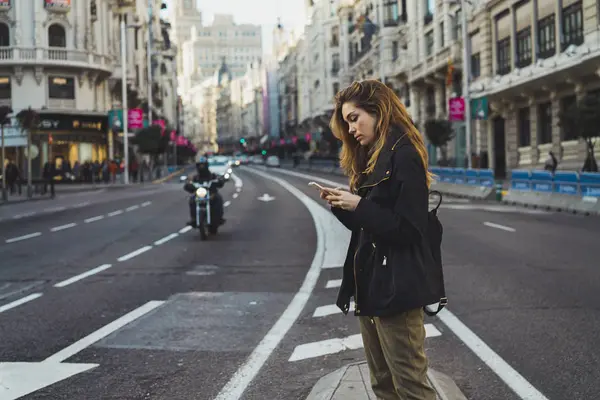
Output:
[
  {"xmin": 325, "ymin": 279, "xmax": 342, "ymax": 289},
  {"xmin": 313, "ymin": 302, "xmax": 355, "ymax": 318},
  {"xmin": 288, "ymin": 324, "xmax": 442, "ymax": 362}
]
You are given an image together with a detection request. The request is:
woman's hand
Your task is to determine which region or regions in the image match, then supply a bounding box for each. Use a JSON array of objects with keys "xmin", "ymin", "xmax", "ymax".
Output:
[{"xmin": 326, "ymin": 188, "xmax": 362, "ymax": 211}]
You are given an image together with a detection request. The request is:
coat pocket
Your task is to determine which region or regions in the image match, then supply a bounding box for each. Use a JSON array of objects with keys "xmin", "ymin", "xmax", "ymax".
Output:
[{"xmin": 368, "ymin": 250, "xmax": 395, "ymax": 307}]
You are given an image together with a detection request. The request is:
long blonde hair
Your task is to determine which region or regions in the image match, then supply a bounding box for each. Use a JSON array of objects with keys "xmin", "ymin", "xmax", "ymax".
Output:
[{"xmin": 330, "ymin": 80, "xmax": 433, "ymax": 191}]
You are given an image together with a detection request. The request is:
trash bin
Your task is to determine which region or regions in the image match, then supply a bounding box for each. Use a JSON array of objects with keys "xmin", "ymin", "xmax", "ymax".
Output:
[{"xmin": 495, "ymin": 182, "xmax": 503, "ymax": 201}]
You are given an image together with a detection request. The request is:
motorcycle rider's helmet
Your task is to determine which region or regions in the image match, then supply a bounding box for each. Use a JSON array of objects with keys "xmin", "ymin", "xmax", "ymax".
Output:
[{"xmin": 196, "ymin": 157, "xmax": 209, "ymax": 171}]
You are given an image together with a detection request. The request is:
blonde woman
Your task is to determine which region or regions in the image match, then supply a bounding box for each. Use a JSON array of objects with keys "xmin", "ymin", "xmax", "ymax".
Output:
[{"xmin": 318, "ymin": 80, "xmax": 444, "ymax": 400}]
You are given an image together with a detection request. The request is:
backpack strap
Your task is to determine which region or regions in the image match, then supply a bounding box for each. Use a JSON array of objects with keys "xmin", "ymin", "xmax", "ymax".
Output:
[
  {"xmin": 423, "ymin": 297, "xmax": 448, "ymax": 317},
  {"xmin": 429, "ymin": 190, "xmax": 443, "ymax": 212}
]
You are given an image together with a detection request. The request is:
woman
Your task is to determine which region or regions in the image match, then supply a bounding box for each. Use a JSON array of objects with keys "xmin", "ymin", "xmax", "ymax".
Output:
[{"xmin": 319, "ymin": 80, "xmax": 443, "ymax": 400}]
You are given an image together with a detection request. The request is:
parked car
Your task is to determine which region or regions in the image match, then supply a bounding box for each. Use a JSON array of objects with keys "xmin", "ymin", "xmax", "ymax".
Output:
[{"xmin": 266, "ymin": 155, "xmax": 280, "ymax": 168}]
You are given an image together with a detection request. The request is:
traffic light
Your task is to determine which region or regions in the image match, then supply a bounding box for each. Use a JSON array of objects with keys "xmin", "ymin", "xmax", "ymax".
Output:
[
  {"xmin": 240, "ymin": 138, "xmax": 246, "ymax": 144},
  {"xmin": 261, "ymin": 150, "xmax": 267, "ymax": 155}
]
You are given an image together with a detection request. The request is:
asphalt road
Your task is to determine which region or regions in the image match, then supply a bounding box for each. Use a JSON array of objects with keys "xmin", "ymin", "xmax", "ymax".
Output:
[{"xmin": 0, "ymin": 165, "xmax": 598, "ymax": 400}]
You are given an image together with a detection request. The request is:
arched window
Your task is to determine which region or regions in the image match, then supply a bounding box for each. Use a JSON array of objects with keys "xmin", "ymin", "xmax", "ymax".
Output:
[
  {"xmin": 48, "ymin": 24, "xmax": 66, "ymax": 47},
  {"xmin": 0, "ymin": 23, "xmax": 9, "ymax": 47}
]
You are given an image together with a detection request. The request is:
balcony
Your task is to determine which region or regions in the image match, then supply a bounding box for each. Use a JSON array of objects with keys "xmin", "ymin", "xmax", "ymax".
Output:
[
  {"xmin": 48, "ymin": 99, "xmax": 76, "ymax": 110},
  {"xmin": 0, "ymin": 47, "xmax": 113, "ymax": 74}
]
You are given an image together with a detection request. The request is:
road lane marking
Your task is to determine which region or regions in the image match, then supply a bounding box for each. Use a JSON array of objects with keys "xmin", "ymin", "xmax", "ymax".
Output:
[
  {"xmin": 107, "ymin": 210, "xmax": 123, "ymax": 217},
  {"xmin": 231, "ymin": 173, "xmax": 243, "ymax": 188},
  {"xmin": 313, "ymin": 302, "xmax": 355, "ymax": 318},
  {"xmin": 50, "ymin": 223, "xmax": 77, "ymax": 232},
  {"xmin": 325, "ymin": 279, "xmax": 342, "ymax": 288},
  {"xmin": 437, "ymin": 308, "xmax": 548, "ymax": 400},
  {"xmin": 84, "ymin": 215, "xmax": 104, "ymax": 223},
  {"xmin": 44, "ymin": 300, "xmax": 165, "ymax": 363},
  {"xmin": 141, "ymin": 201, "xmax": 152, "ymax": 207},
  {"xmin": 13, "ymin": 212, "xmax": 37, "ymax": 220},
  {"xmin": 179, "ymin": 226, "xmax": 192, "ymax": 234},
  {"xmin": 154, "ymin": 233, "xmax": 179, "ymax": 246},
  {"xmin": 215, "ymin": 168, "xmax": 326, "ymax": 400},
  {"xmin": 0, "ymin": 293, "xmax": 43, "ymax": 314},
  {"xmin": 117, "ymin": 246, "xmax": 153, "ymax": 262},
  {"xmin": 271, "ymin": 167, "xmax": 348, "ymax": 189},
  {"xmin": 44, "ymin": 206, "xmax": 66, "ymax": 212},
  {"xmin": 236, "ymin": 188, "xmax": 242, "ymax": 193},
  {"xmin": 126, "ymin": 205, "xmax": 139, "ymax": 211},
  {"xmin": 5, "ymin": 232, "xmax": 42, "ymax": 243},
  {"xmin": 232, "ymin": 193, "xmax": 239, "ymax": 199},
  {"xmin": 288, "ymin": 325, "xmax": 442, "ymax": 362},
  {"xmin": 73, "ymin": 202, "xmax": 90, "ymax": 208},
  {"xmin": 224, "ymin": 201, "xmax": 231, "ymax": 207},
  {"xmin": 484, "ymin": 221, "xmax": 516, "ymax": 232},
  {"xmin": 54, "ymin": 264, "xmax": 113, "ymax": 288}
]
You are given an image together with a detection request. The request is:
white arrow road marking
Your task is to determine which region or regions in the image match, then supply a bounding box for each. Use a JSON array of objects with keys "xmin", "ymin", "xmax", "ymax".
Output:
[
  {"xmin": 0, "ymin": 293, "xmax": 43, "ymax": 314},
  {"xmin": 325, "ymin": 279, "xmax": 342, "ymax": 289},
  {"xmin": 50, "ymin": 223, "xmax": 77, "ymax": 232},
  {"xmin": 5, "ymin": 232, "xmax": 42, "ymax": 244},
  {"xmin": 257, "ymin": 193, "xmax": 275, "ymax": 202},
  {"xmin": 117, "ymin": 246, "xmax": 152, "ymax": 262},
  {"xmin": 84, "ymin": 215, "xmax": 104, "ymax": 223},
  {"xmin": 288, "ymin": 325, "xmax": 442, "ymax": 362},
  {"xmin": 154, "ymin": 233, "xmax": 179, "ymax": 246},
  {"xmin": 54, "ymin": 264, "xmax": 113, "ymax": 288},
  {"xmin": 0, "ymin": 301, "xmax": 165, "ymax": 400}
]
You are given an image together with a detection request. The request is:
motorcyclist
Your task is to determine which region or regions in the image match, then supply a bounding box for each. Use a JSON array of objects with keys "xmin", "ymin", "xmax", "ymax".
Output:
[{"xmin": 186, "ymin": 157, "xmax": 225, "ymax": 227}]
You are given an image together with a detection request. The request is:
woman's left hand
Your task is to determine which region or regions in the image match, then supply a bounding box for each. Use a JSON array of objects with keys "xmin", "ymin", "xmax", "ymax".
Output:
[{"xmin": 326, "ymin": 189, "xmax": 362, "ymax": 211}]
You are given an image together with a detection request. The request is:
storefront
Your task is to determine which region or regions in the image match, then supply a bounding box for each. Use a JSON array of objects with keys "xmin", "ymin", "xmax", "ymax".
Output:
[{"xmin": 36, "ymin": 112, "xmax": 108, "ymax": 168}]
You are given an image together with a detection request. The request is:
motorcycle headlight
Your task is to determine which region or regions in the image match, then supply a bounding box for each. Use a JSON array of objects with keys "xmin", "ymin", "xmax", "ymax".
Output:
[
  {"xmin": 224, "ymin": 173, "xmax": 230, "ymax": 180},
  {"xmin": 195, "ymin": 187, "xmax": 208, "ymax": 198},
  {"xmin": 227, "ymin": 168, "xmax": 233, "ymax": 174}
]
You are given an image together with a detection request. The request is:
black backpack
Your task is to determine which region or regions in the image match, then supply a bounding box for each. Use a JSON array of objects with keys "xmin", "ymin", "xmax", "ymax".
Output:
[{"xmin": 423, "ymin": 190, "xmax": 448, "ymax": 317}]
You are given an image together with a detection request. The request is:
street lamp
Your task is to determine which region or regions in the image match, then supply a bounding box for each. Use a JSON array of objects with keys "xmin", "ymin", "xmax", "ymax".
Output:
[{"xmin": 120, "ymin": 14, "xmax": 130, "ymax": 184}]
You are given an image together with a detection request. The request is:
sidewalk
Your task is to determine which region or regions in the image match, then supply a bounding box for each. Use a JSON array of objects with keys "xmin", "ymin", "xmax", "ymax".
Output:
[{"xmin": 306, "ymin": 362, "xmax": 467, "ymax": 400}]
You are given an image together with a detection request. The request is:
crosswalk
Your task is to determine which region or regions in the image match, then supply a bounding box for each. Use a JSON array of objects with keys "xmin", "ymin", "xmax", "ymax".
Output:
[{"xmin": 287, "ymin": 270, "xmax": 444, "ymax": 364}]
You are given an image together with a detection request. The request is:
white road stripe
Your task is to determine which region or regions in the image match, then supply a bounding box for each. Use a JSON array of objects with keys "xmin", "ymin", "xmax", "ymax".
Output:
[
  {"xmin": 325, "ymin": 279, "xmax": 342, "ymax": 289},
  {"xmin": 224, "ymin": 201, "xmax": 231, "ymax": 207},
  {"xmin": 84, "ymin": 215, "xmax": 104, "ymax": 223},
  {"xmin": 272, "ymin": 168, "xmax": 348, "ymax": 190},
  {"xmin": 483, "ymin": 221, "xmax": 516, "ymax": 232},
  {"xmin": 313, "ymin": 302, "xmax": 355, "ymax": 318},
  {"xmin": 232, "ymin": 193, "xmax": 239, "ymax": 199},
  {"xmin": 437, "ymin": 308, "xmax": 548, "ymax": 399},
  {"xmin": 154, "ymin": 233, "xmax": 179, "ymax": 246},
  {"xmin": 288, "ymin": 324, "xmax": 441, "ymax": 362},
  {"xmin": 73, "ymin": 202, "xmax": 90, "ymax": 208},
  {"xmin": 50, "ymin": 223, "xmax": 77, "ymax": 232},
  {"xmin": 141, "ymin": 201, "xmax": 152, "ymax": 207},
  {"xmin": 54, "ymin": 264, "xmax": 113, "ymax": 288},
  {"xmin": 5, "ymin": 232, "xmax": 42, "ymax": 243},
  {"xmin": 44, "ymin": 300, "xmax": 165, "ymax": 363},
  {"xmin": 179, "ymin": 226, "xmax": 192, "ymax": 234},
  {"xmin": 0, "ymin": 293, "xmax": 43, "ymax": 314},
  {"xmin": 45, "ymin": 206, "xmax": 66, "ymax": 212},
  {"xmin": 236, "ymin": 188, "xmax": 242, "ymax": 193},
  {"xmin": 117, "ymin": 245, "xmax": 153, "ymax": 262},
  {"xmin": 231, "ymin": 173, "xmax": 243, "ymax": 188},
  {"xmin": 107, "ymin": 210, "xmax": 123, "ymax": 217},
  {"xmin": 13, "ymin": 212, "xmax": 36, "ymax": 220},
  {"xmin": 126, "ymin": 205, "xmax": 139, "ymax": 211},
  {"xmin": 321, "ymin": 264, "xmax": 343, "ymax": 269}
]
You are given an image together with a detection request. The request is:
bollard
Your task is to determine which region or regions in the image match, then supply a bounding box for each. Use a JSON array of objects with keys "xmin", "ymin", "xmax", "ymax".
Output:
[{"xmin": 495, "ymin": 182, "xmax": 503, "ymax": 201}]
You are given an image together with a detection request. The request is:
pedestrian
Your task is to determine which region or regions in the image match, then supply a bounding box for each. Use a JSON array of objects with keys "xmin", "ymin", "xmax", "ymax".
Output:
[{"xmin": 319, "ymin": 80, "xmax": 444, "ymax": 400}]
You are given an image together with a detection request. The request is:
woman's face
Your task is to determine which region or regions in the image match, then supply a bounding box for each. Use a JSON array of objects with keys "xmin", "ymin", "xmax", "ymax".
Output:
[{"xmin": 341, "ymin": 102, "xmax": 377, "ymax": 147}]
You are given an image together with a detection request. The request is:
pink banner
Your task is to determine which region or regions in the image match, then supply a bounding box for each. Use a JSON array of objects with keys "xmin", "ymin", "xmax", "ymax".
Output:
[
  {"xmin": 128, "ymin": 109, "xmax": 144, "ymax": 129},
  {"xmin": 176, "ymin": 136, "xmax": 187, "ymax": 146},
  {"xmin": 448, "ymin": 97, "xmax": 465, "ymax": 121},
  {"xmin": 169, "ymin": 130, "xmax": 177, "ymax": 141}
]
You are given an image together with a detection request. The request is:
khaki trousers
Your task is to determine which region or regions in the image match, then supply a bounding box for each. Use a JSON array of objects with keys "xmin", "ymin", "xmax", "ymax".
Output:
[{"xmin": 358, "ymin": 308, "xmax": 436, "ymax": 400}]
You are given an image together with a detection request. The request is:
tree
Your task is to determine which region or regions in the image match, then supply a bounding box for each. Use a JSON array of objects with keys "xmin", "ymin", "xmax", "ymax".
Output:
[
  {"xmin": 424, "ymin": 118, "xmax": 455, "ymax": 165},
  {"xmin": 132, "ymin": 125, "xmax": 169, "ymax": 156},
  {"xmin": 558, "ymin": 93, "xmax": 599, "ymax": 172},
  {"xmin": 15, "ymin": 107, "xmax": 40, "ymax": 196}
]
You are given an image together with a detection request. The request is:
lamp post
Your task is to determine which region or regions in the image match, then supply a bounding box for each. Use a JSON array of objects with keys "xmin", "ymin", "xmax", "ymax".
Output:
[
  {"xmin": 120, "ymin": 14, "xmax": 130, "ymax": 184},
  {"xmin": 459, "ymin": 0, "xmax": 473, "ymax": 168}
]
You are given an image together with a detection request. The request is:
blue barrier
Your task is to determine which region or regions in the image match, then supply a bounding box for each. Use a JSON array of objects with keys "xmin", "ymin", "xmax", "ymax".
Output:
[
  {"xmin": 510, "ymin": 170, "xmax": 531, "ymax": 191},
  {"xmin": 508, "ymin": 169, "xmax": 600, "ymax": 197},
  {"xmin": 530, "ymin": 170, "xmax": 553, "ymax": 192},
  {"xmin": 553, "ymin": 171, "xmax": 579, "ymax": 195},
  {"xmin": 429, "ymin": 167, "xmax": 496, "ymax": 187},
  {"xmin": 466, "ymin": 169, "xmax": 478, "ymax": 185},
  {"xmin": 452, "ymin": 168, "xmax": 466, "ymax": 184},
  {"xmin": 580, "ymin": 173, "xmax": 600, "ymax": 197},
  {"xmin": 478, "ymin": 169, "xmax": 495, "ymax": 187}
]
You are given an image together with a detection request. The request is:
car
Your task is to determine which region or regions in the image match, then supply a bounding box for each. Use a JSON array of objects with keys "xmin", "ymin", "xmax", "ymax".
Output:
[
  {"xmin": 208, "ymin": 156, "xmax": 233, "ymax": 177},
  {"xmin": 265, "ymin": 155, "xmax": 280, "ymax": 168}
]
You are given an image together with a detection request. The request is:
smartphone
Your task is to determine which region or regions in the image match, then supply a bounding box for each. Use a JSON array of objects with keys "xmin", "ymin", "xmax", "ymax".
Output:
[{"xmin": 308, "ymin": 181, "xmax": 334, "ymax": 194}]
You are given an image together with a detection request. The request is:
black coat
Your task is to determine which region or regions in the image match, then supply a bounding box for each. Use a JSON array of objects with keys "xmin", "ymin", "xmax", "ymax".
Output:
[{"xmin": 332, "ymin": 129, "xmax": 443, "ymax": 317}]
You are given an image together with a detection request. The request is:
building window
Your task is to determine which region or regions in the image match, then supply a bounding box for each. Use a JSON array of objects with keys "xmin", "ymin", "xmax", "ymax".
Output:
[
  {"xmin": 518, "ymin": 107, "xmax": 531, "ymax": 147},
  {"xmin": 496, "ymin": 37, "xmax": 511, "ymax": 75},
  {"xmin": 537, "ymin": 102, "xmax": 552, "ymax": 144},
  {"xmin": 560, "ymin": 95, "xmax": 578, "ymax": 141},
  {"xmin": 425, "ymin": 30, "xmax": 434, "ymax": 56},
  {"xmin": 425, "ymin": 86, "xmax": 435, "ymax": 116},
  {"xmin": 331, "ymin": 26, "xmax": 339, "ymax": 46},
  {"xmin": 453, "ymin": 10, "xmax": 461, "ymax": 41},
  {"xmin": 516, "ymin": 27, "xmax": 532, "ymax": 68},
  {"xmin": 384, "ymin": 0, "xmax": 400, "ymax": 26},
  {"xmin": 48, "ymin": 24, "xmax": 66, "ymax": 47},
  {"xmin": 404, "ymin": 83, "xmax": 411, "ymax": 107},
  {"xmin": 470, "ymin": 53, "xmax": 481, "ymax": 78},
  {"xmin": 440, "ymin": 22, "xmax": 445, "ymax": 48},
  {"xmin": 0, "ymin": 77, "xmax": 10, "ymax": 99},
  {"xmin": 538, "ymin": 14, "xmax": 556, "ymax": 59},
  {"xmin": 0, "ymin": 23, "xmax": 9, "ymax": 47},
  {"xmin": 48, "ymin": 76, "xmax": 75, "ymax": 99},
  {"xmin": 562, "ymin": 2, "xmax": 583, "ymax": 49},
  {"xmin": 331, "ymin": 53, "xmax": 340, "ymax": 75},
  {"xmin": 424, "ymin": 0, "xmax": 434, "ymax": 23},
  {"xmin": 333, "ymin": 82, "xmax": 340, "ymax": 95}
]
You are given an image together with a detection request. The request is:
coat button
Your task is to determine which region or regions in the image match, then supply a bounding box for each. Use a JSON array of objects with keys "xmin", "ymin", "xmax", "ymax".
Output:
[{"xmin": 386, "ymin": 170, "xmax": 390, "ymax": 174}]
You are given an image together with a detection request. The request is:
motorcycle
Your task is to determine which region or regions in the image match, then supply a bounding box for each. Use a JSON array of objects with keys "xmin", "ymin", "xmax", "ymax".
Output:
[{"xmin": 181, "ymin": 174, "xmax": 229, "ymax": 240}]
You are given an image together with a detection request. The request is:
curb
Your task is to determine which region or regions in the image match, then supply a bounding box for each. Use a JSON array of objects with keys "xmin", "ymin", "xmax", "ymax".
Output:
[
  {"xmin": 152, "ymin": 167, "xmax": 186, "ymax": 184},
  {"xmin": 305, "ymin": 362, "xmax": 467, "ymax": 400}
]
